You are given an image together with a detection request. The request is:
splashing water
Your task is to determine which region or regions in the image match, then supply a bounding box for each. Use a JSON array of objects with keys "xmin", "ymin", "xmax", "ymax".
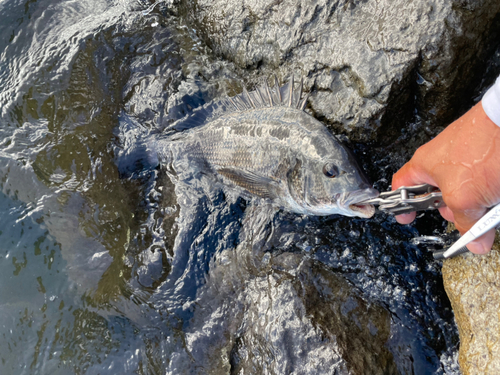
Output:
[{"xmin": 141, "ymin": 0, "xmax": 168, "ymax": 16}]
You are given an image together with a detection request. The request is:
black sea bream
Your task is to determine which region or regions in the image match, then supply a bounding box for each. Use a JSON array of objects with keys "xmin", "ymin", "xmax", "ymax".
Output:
[{"xmin": 155, "ymin": 77, "xmax": 378, "ymax": 218}]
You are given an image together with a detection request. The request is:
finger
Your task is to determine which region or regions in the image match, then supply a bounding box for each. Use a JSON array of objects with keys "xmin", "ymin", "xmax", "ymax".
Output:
[
  {"xmin": 438, "ymin": 206, "xmax": 455, "ymax": 223},
  {"xmin": 391, "ymin": 156, "xmax": 437, "ymax": 190},
  {"xmin": 395, "ymin": 212, "xmax": 416, "ymax": 224},
  {"xmin": 466, "ymin": 228, "xmax": 495, "ymax": 255},
  {"xmin": 392, "ymin": 162, "xmax": 419, "ymax": 225},
  {"xmin": 396, "ymin": 206, "xmax": 452, "ymax": 225},
  {"xmin": 391, "ymin": 161, "xmax": 420, "ymax": 189}
]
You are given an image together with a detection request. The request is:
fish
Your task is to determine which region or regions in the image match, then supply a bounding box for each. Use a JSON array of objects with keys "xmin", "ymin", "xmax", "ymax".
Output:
[{"xmin": 155, "ymin": 76, "xmax": 379, "ymax": 218}]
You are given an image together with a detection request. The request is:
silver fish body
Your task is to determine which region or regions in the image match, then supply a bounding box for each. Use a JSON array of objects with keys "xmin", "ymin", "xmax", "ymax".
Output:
[{"xmin": 157, "ymin": 78, "xmax": 378, "ymax": 218}]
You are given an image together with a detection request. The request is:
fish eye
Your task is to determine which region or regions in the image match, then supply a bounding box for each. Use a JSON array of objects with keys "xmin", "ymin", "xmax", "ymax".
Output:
[{"xmin": 322, "ymin": 163, "xmax": 339, "ymax": 178}]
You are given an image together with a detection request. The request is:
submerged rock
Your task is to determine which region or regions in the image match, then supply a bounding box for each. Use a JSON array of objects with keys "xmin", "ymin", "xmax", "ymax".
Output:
[
  {"xmin": 442, "ymin": 245, "xmax": 500, "ymax": 375},
  {"xmin": 180, "ymin": 0, "xmax": 500, "ymax": 142}
]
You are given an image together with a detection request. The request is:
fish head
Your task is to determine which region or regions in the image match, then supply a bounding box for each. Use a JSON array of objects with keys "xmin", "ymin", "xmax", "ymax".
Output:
[{"xmin": 287, "ymin": 142, "xmax": 379, "ymax": 218}]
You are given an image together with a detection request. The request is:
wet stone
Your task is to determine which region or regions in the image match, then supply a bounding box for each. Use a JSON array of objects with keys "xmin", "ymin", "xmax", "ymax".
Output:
[
  {"xmin": 181, "ymin": 0, "xmax": 500, "ymax": 143},
  {"xmin": 170, "ymin": 246, "xmax": 400, "ymax": 374},
  {"xmin": 442, "ymin": 244, "xmax": 500, "ymax": 375}
]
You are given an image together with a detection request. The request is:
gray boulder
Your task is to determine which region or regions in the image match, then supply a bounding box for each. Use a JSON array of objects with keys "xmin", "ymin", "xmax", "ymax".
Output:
[{"xmin": 181, "ymin": 0, "xmax": 500, "ymax": 142}]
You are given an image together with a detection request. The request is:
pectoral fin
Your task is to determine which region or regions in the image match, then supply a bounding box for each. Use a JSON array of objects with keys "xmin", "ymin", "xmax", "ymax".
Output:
[{"xmin": 217, "ymin": 167, "xmax": 280, "ymax": 200}]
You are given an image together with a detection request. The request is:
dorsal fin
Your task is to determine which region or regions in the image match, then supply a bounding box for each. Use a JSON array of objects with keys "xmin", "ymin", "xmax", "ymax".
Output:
[
  {"xmin": 263, "ymin": 84, "xmax": 273, "ymax": 106},
  {"xmin": 165, "ymin": 76, "xmax": 308, "ymax": 133}
]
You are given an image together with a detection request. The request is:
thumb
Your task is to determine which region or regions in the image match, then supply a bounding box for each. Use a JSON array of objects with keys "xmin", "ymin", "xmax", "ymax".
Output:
[
  {"xmin": 465, "ymin": 229, "xmax": 496, "ymax": 255},
  {"xmin": 391, "ymin": 157, "xmax": 437, "ymax": 225},
  {"xmin": 453, "ymin": 207, "xmax": 493, "ymax": 255}
]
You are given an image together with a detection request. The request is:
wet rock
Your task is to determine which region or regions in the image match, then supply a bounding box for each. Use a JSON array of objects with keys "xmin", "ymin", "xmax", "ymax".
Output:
[
  {"xmin": 175, "ymin": 249, "xmax": 401, "ymax": 374},
  {"xmin": 180, "ymin": 0, "xmax": 500, "ymax": 142},
  {"xmin": 442, "ymin": 245, "xmax": 500, "ymax": 374},
  {"xmin": 291, "ymin": 259, "xmax": 399, "ymax": 375}
]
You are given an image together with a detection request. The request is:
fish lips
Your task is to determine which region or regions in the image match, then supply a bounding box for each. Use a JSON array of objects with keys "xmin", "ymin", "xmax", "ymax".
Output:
[{"xmin": 340, "ymin": 187, "xmax": 379, "ymax": 218}]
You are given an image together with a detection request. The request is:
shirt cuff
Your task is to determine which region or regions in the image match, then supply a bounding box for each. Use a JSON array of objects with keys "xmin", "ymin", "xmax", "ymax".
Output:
[{"xmin": 482, "ymin": 76, "xmax": 500, "ymax": 127}]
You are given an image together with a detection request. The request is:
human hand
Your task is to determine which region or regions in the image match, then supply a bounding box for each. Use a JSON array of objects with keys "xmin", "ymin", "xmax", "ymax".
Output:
[{"xmin": 392, "ymin": 102, "xmax": 500, "ymax": 254}]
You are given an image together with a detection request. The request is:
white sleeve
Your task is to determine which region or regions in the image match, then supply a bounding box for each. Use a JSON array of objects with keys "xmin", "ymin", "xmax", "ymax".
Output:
[{"xmin": 482, "ymin": 76, "xmax": 500, "ymax": 127}]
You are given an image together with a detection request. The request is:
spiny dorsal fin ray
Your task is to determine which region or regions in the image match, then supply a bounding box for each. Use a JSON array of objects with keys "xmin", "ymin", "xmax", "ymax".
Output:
[
  {"xmin": 273, "ymin": 75, "xmax": 282, "ymax": 105},
  {"xmin": 278, "ymin": 75, "xmax": 303, "ymax": 109},
  {"xmin": 242, "ymin": 86, "xmax": 256, "ymax": 109},
  {"xmin": 279, "ymin": 76, "xmax": 294, "ymax": 108},
  {"xmin": 295, "ymin": 78, "xmax": 303, "ymax": 109},
  {"xmin": 288, "ymin": 75, "xmax": 294, "ymax": 107},
  {"xmin": 264, "ymin": 83, "xmax": 273, "ymax": 106},
  {"xmin": 298, "ymin": 93, "xmax": 309, "ymax": 110},
  {"xmin": 166, "ymin": 76, "xmax": 308, "ymax": 133},
  {"xmin": 250, "ymin": 86, "xmax": 266, "ymax": 108}
]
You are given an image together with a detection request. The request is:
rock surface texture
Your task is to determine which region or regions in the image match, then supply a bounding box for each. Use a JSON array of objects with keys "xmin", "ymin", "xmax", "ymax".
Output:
[
  {"xmin": 443, "ymin": 246, "xmax": 500, "ymax": 375},
  {"xmin": 181, "ymin": 0, "xmax": 500, "ymax": 142}
]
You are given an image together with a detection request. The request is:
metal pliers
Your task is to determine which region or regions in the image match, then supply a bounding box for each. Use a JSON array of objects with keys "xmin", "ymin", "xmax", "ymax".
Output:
[
  {"xmin": 361, "ymin": 184, "xmax": 463, "ymax": 259},
  {"xmin": 362, "ymin": 184, "xmax": 500, "ymax": 260},
  {"xmin": 361, "ymin": 184, "xmax": 445, "ymax": 215}
]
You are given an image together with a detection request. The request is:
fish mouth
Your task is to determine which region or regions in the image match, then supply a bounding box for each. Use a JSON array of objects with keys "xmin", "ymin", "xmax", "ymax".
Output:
[
  {"xmin": 348, "ymin": 202, "xmax": 376, "ymax": 218},
  {"xmin": 341, "ymin": 188, "xmax": 379, "ymax": 218}
]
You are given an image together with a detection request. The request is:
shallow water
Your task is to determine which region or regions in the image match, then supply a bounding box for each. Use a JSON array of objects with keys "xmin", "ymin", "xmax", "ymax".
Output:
[{"xmin": 0, "ymin": 1, "xmax": 461, "ymax": 374}]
